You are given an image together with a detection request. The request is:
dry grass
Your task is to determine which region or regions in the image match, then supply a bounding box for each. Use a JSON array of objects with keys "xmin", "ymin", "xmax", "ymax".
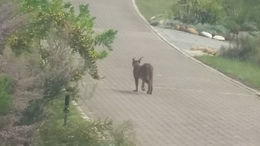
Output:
[
  {"xmin": 0, "ymin": 54, "xmax": 43, "ymax": 145},
  {"xmin": 0, "ymin": 0, "xmax": 27, "ymax": 54}
]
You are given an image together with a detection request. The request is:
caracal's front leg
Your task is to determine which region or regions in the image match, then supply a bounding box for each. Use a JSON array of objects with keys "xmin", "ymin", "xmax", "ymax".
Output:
[{"xmin": 133, "ymin": 78, "xmax": 139, "ymax": 92}]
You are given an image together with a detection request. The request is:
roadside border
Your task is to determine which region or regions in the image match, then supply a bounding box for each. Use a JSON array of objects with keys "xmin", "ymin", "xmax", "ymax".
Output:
[
  {"xmin": 131, "ymin": 0, "xmax": 260, "ymax": 96},
  {"xmin": 72, "ymin": 100, "xmax": 90, "ymax": 120}
]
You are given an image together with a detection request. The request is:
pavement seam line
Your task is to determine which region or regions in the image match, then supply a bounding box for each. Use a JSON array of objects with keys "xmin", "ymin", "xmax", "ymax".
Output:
[
  {"xmin": 72, "ymin": 100, "xmax": 90, "ymax": 120},
  {"xmin": 131, "ymin": 0, "xmax": 260, "ymax": 96}
]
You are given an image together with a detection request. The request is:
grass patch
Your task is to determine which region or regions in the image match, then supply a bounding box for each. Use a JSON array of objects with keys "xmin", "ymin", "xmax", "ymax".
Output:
[
  {"xmin": 34, "ymin": 96, "xmax": 115, "ymax": 146},
  {"xmin": 34, "ymin": 96, "xmax": 136, "ymax": 146},
  {"xmin": 0, "ymin": 74, "xmax": 13, "ymax": 115},
  {"xmin": 197, "ymin": 55, "xmax": 260, "ymax": 89},
  {"xmin": 135, "ymin": 0, "xmax": 176, "ymax": 19},
  {"xmin": 35, "ymin": 97, "xmax": 99, "ymax": 145},
  {"xmin": 20, "ymin": 99, "xmax": 46, "ymax": 125}
]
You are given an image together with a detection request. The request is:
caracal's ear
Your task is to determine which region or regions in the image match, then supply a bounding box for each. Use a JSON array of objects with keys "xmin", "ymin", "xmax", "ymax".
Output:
[{"xmin": 138, "ymin": 57, "xmax": 143, "ymax": 62}]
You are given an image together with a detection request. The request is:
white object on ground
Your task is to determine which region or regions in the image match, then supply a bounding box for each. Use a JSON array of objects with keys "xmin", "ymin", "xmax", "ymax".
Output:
[
  {"xmin": 213, "ymin": 35, "xmax": 225, "ymax": 41},
  {"xmin": 150, "ymin": 16, "xmax": 156, "ymax": 20},
  {"xmin": 200, "ymin": 31, "xmax": 212, "ymax": 38},
  {"xmin": 159, "ymin": 20, "xmax": 165, "ymax": 25}
]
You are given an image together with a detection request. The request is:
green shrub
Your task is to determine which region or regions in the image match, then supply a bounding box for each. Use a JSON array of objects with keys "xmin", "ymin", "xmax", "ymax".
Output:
[
  {"xmin": 221, "ymin": 36, "xmax": 260, "ymax": 65},
  {"xmin": 20, "ymin": 99, "xmax": 46, "ymax": 125},
  {"xmin": 241, "ymin": 22, "xmax": 258, "ymax": 31},
  {"xmin": 112, "ymin": 121, "xmax": 136, "ymax": 146},
  {"xmin": 0, "ymin": 74, "xmax": 13, "ymax": 115},
  {"xmin": 43, "ymin": 74, "xmax": 68, "ymax": 99},
  {"xmin": 194, "ymin": 23, "xmax": 228, "ymax": 35},
  {"xmin": 34, "ymin": 98, "xmax": 136, "ymax": 146},
  {"xmin": 221, "ymin": 37, "xmax": 253, "ymax": 60},
  {"xmin": 171, "ymin": 0, "xmax": 260, "ymax": 33},
  {"xmin": 171, "ymin": 0, "xmax": 223, "ymax": 24}
]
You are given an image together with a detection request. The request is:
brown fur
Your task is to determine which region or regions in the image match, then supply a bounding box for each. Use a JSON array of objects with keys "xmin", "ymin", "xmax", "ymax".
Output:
[{"xmin": 132, "ymin": 57, "xmax": 153, "ymax": 94}]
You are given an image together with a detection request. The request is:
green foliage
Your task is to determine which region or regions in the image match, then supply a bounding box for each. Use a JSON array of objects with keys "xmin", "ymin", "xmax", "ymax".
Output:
[
  {"xmin": 8, "ymin": 32, "xmax": 33, "ymax": 55},
  {"xmin": 39, "ymin": 32, "xmax": 83, "ymax": 100},
  {"xmin": 220, "ymin": 0, "xmax": 256, "ymax": 30},
  {"xmin": 194, "ymin": 23, "xmax": 228, "ymax": 35},
  {"xmin": 43, "ymin": 74, "xmax": 68, "ymax": 99},
  {"xmin": 221, "ymin": 36, "xmax": 260, "ymax": 65},
  {"xmin": 198, "ymin": 55, "xmax": 260, "ymax": 89},
  {"xmin": 136, "ymin": 0, "xmax": 260, "ymax": 32},
  {"xmin": 171, "ymin": 0, "xmax": 260, "ymax": 32},
  {"xmin": 112, "ymin": 121, "xmax": 136, "ymax": 146},
  {"xmin": 96, "ymin": 50, "xmax": 108, "ymax": 59},
  {"xmin": 171, "ymin": 0, "xmax": 223, "ymax": 24},
  {"xmin": 8, "ymin": 0, "xmax": 117, "ymax": 79},
  {"xmin": 135, "ymin": 0, "xmax": 176, "ymax": 19},
  {"xmin": 95, "ymin": 30, "xmax": 117, "ymax": 49},
  {"xmin": 0, "ymin": 74, "xmax": 13, "ymax": 115},
  {"xmin": 20, "ymin": 99, "xmax": 46, "ymax": 125},
  {"xmin": 34, "ymin": 97, "xmax": 136, "ymax": 146},
  {"xmin": 241, "ymin": 22, "xmax": 258, "ymax": 32},
  {"xmin": 7, "ymin": 0, "xmax": 117, "ymax": 127}
]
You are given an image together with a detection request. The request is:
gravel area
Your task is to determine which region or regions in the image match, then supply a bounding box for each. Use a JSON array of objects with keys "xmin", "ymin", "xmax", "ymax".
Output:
[{"xmin": 154, "ymin": 27, "xmax": 229, "ymax": 55}]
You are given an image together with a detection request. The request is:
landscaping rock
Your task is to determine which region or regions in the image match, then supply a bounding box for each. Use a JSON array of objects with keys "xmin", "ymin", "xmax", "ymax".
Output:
[
  {"xmin": 200, "ymin": 31, "xmax": 212, "ymax": 38},
  {"xmin": 213, "ymin": 35, "xmax": 225, "ymax": 41},
  {"xmin": 149, "ymin": 16, "xmax": 159, "ymax": 26},
  {"xmin": 190, "ymin": 47, "xmax": 217, "ymax": 55},
  {"xmin": 150, "ymin": 21, "xmax": 159, "ymax": 26},
  {"xmin": 159, "ymin": 20, "xmax": 165, "ymax": 25},
  {"xmin": 173, "ymin": 24, "xmax": 181, "ymax": 30},
  {"xmin": 179, "ymin": 24, "xmax": 186, "ymax": 32},
  {"xmin": 185, "ymin": 27, "xmax": 199, "ymax": 35}
]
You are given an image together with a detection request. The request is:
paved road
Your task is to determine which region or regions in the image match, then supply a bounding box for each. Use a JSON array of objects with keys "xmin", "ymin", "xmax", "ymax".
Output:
[
  {"xmin": 73, "ymin": 0, "xmax": 260, "ymax": 145},
  {"xmin": 155, "ymin": 27, "xmax": 229, "ymax": 51}
]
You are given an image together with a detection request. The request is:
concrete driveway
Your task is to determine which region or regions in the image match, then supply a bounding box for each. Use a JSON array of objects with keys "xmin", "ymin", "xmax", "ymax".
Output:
[{"xmin": 73, "ymin": 0, "xmax": 260, "ymax": 145}]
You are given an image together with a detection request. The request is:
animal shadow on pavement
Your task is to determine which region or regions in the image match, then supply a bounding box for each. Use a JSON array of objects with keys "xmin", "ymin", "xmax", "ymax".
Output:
[{"xmin": 112, "ymin": 89, "xmax": 146, "ymax": 95}]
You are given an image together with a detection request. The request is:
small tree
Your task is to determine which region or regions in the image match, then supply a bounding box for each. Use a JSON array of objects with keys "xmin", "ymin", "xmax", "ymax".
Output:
[
  {"xmin": 8, "ymin": 0, "xmax": 117, "ymax": 80},
  {"xmin": 171, "ymin": 0, "xmax": 224, "ymax": 24},
  {"xmin": 8, "ymin": 0, "xmax": 117, "ymax": 126}
]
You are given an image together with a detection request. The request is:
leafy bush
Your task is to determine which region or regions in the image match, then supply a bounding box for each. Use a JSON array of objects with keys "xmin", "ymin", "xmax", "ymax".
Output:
[
  {"xmin": 221, "ymin": 36, "xmax": 260, "ymax": 65},
  {"xmin": 20, "ymin": 99, "xmax": 46, "ymax": 125},
  {"xmin": 171, "ymin": 0, "xmax": 223, "ymax": 24},
  {"xmin": 194, "ymin": 23, "xmax": 228, "ymax": 35},
  {"xmin": 171, "ymin": 0, "xmax": 260, "ymax": 33},
  {"xmin": 241, "ymin": 22, "xmax": 258, "ymax": 32},
  {"xmin": 19, "ymin": 33, "xmax": 81, "ymax": 125},
  {"xmin": 33, "ymin": 98, "xmax": 136, "ymax": 146},
  {"xmin": 9, "ymin": 0, "xmax": 117, "ymax": 79},
  {"xmin": 111, "ymin": 121, "xmax": 136, "ymax": 146},
  {"xmin": 0, "ymin": 74, "xmax": 13, "ymax": 115},
  {"xmin": 1, "ymin": 0, "xmax": 120, "ymax": 145}
]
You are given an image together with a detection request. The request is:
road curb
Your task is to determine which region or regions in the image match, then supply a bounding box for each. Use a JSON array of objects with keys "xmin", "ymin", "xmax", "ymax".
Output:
[
  {"xmin": 72, "ymin": 100, "xmax": 91, "ymax": 120},
  {"xmin": 131, "ymin": 0, "xmax": 260, "ymax": 96}
]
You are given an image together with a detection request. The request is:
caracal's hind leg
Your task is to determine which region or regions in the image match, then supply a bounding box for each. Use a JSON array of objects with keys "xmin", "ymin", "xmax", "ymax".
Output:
[
  {"xmin": 147, "ymin": 81, "xmax": 152, "ymax": 94},
  {"xmin": 141, "ymin": 80, "xmax": 145, "ymax": 91}
]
